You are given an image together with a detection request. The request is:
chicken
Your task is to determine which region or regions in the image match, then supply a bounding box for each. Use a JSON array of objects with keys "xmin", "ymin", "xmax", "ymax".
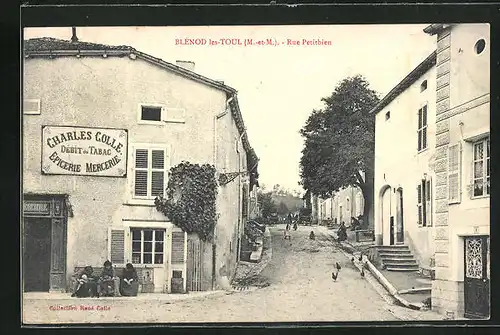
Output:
[
  {"xmin": 351, "ymin": 257, "xmax": 355, "ymax": 263},
  {"xmin": 358, "ymin": 254, "xmax": 363, "ymax": 262},
  {"xmin": 360, "ymin": 269, "xmax": 365, "ymax": 277},
  {"xmin": 335, "ymin": 262, "xmax": 341, "ymax": 271},
  {"xmin": 331, "ymin": 270, "xmax": 338, "ymax": 281}
]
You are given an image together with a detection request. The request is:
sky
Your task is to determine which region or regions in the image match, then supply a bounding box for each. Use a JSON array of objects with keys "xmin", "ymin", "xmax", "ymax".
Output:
[{"xmin": 24, "ymin": 25, "xmax": 436, "ymax": 194}]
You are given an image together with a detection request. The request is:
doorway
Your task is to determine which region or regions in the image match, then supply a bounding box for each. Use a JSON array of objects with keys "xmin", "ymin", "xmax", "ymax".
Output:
[
  {"xmin": 381, "ymin": 187, "xmax": 391, "ymax": 245},
  {"xmin": 23, "ymin": 218, "xmax": 52, "ymax": 292},
  {"xmin": 389, "ymin": 216, "xmax": 395, "ymax": 245},
  {"xmin": 464, "ymin": 236, "xmax": 490, "ymax": 319},
  {"xmin": 396, "ymin": 188, "xmax": 404, "ymax": 243}
]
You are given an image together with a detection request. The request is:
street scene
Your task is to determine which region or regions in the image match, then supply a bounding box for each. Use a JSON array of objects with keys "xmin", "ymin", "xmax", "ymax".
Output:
[{"xmin": 22, "ymin": 22, "xmax": 490, "ymax": 325}]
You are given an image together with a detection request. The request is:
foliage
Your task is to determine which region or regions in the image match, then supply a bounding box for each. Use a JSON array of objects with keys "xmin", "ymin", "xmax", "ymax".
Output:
[
  {"xmin": 155, "ymin": 161, "xmax": 218, "ymax": 242},
  {"xmin": 277, "ymin": 201, "xmax": 289, "ymax": 215},
  {"xmin": 299, "ymin": 75, "xmax": 379, "ymax": 224},
  {"xmin": 257, "ymin": 190, "xmax": 277, "ymax": 218}
]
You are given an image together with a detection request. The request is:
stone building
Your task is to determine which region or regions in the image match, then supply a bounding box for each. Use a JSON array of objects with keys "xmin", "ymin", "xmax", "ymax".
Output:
[
  {"xmin": 372, "ymin": 23, "xmax": 489, "ymax": 319},
  {"xmin": 318, "ymin": 185, "xmax": 364, "ymax": 226},
  {"xmin": 22, "ymin": 35, "xmax": 258, "ymax": 294}
]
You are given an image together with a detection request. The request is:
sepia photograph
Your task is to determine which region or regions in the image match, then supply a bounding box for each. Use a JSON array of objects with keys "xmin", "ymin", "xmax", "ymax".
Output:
[{"xmin": 21, "ymin": 22, "xmax": 490, "ymax": 324}]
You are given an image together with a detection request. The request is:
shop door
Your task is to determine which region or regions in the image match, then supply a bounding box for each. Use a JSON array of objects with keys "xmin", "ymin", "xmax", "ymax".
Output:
[
  {"xmin": 464, "ymin": 236, "xmax": 490, "ymax": 319},
  {"xmin": 23, "ymin": 218, "xmax": 52, "ymax": 292}
]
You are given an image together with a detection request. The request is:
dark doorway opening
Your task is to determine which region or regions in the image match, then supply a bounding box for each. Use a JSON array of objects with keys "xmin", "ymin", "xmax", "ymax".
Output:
[
  {"xmin": 389, "ymin": 216, "xmax": 395, "ymax": 245},
  {"xmin": 23, "ymin": 218, "xmax": 52, "ymax": 292},
  {"xmin": 396, "ymin": 189, "xmax": 404, "ymax": 243}
]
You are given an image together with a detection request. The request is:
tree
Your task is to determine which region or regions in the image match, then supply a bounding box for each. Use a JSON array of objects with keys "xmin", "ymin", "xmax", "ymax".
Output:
[
  {"xmin": 299, "ymin": 75, "xmax": 379, "ymax": 227},
  {"xmin": 277, "ymin": 201, "xmax": 289, "ymax": 215},
  {"xmin": 258, "ymin": 191, "xmax": 277, "ymax": 218}
]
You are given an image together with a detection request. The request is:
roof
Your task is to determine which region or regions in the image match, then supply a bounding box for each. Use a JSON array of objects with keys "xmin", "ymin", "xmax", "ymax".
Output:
[
  {"xmin": 23, "ymin": 37, "xmax": 259, "ymax": 171},
  {"xmin": 423, "ymin": 24, "xmax": 454, "ymax": 36},
  {"xmin": 369, "ymin": 51, "xmax": 436, "ymax": 115}
]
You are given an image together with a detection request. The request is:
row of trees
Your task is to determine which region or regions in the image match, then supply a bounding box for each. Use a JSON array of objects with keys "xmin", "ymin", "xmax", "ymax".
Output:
[{"xmin": 299, "ymin": 75, "xmax": 379, "ymax": 227}]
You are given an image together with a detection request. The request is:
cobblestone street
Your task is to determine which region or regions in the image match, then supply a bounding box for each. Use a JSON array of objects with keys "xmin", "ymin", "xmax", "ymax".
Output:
[{"xmin": 23, "ymin": 225, "xmax": 400, "ymax": 324}]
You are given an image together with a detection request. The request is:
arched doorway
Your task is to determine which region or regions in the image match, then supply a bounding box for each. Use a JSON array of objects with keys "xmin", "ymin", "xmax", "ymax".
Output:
[
  {"xmin": 380, "ymin": 186, "xmax": 392, "ymax": 245},
  {"xmin": 396, "ymin": 188, "xmax": 404, "ymax": 243}
]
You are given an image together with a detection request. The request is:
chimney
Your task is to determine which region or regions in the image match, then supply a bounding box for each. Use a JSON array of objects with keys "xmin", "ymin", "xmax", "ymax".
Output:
[
  {"xmin": 176, "ymin": 60, "xmax": 195, "ymax": 71},
  {"xmin": 70, "ymin": 27, "xmax": 78, "ymax": 43}
]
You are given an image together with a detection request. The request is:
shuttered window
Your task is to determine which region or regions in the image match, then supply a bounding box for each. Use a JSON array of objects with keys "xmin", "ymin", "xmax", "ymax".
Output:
[
  {"xmin": 448, "ymin": 143, "xmax": 462, "ymax": 203},
  {"xmin": 109, "ymin": 229, "xmax": 125, "ymax": 264},
  {"xmin": 131, "ymin": 228, "xmax": 165, "ymax": 265},
  {"xmin": 417, "ymin": 177, "xmax": 432, "ymax": 227},
  {"xmin": 417, "ymin": 105, "xmax": 428, "ymax": 152},
  {"xmin": 171, "ymin": 231, "xmax": 186, "ymax": 263},
  {"xmin": 133, "ymin": 147, "xmax": 168, "ymax": 199},
  {"xmin": 472, "ymin": 139, "xmax": 490, "ymax": 197}
]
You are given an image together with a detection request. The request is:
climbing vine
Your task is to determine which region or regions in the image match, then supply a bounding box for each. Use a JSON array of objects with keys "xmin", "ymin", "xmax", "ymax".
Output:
[{"xmin": 155, "ymin": 161, "xmax": 218, "ymax": 242}]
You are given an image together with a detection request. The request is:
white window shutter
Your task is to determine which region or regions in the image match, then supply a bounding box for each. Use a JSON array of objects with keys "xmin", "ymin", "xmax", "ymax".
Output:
[
  {"xmin": 108, "ymin": 227, "xmax": 126, "ymax": 265},
  {"xmin": 448, "ymin": 143, "xmax": 462, "ymax": 204},
  {"xmin": 23, "ymin": 99, "xmax": 41, "ymax": 115},
  {"xmin": 426, "ymin": 178, "xmax": 432, "ymax": 226},
  {"xmin": 417, "ymin": 184, "xmax": 422, "ymax": 226}
]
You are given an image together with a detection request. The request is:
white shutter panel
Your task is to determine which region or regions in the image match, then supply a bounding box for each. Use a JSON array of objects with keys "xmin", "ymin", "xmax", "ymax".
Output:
[
  {"xmin": 171, "ymin": 231, "xmax": 186, "ymax": 263},
  {"xmin": 417, "ymin": 184, "xmax": 422, "ymax": 226},
  {"xmin": 426, "ymin": 178, "xmax": 432, "ymax": 226},
  {"xmin": 151, "ymin": 149, "xmax": 165, "ymax": 197},
  {"xmin": 448, "ymin": 143, "xmax": 462, "ymax": 204},
  {"xmin": 109, "ymin": 228, "xmax": 126, "ymax": 265}
]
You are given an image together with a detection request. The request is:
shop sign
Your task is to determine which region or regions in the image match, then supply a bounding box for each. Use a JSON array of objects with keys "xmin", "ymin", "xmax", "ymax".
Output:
[{"xmin": 41, "ymin": 126, "xmax": 128, "ymax": 177}]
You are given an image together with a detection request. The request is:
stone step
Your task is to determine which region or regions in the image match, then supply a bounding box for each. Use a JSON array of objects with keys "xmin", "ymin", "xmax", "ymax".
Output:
[
  {"xmin": 379, "ymin": 253, "xmax": 414, "ymax": 258},
  {"xmin": 385, "ymin": 263, "xmax": 420, "ymax": 270},
  {"xmin": 386, "ymin": 267, "xmax": 419, "ymax": 272},
  {"xmin": 382, "ymin": 258, "xmax": 417, "ymax": 265},
  {"xmin": 378, "ymin": 250, "xmax": 412, "ymax": 255}
]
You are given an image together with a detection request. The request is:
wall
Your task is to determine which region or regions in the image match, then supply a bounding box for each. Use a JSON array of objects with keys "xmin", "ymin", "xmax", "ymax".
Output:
[
  {"xmin": 374, "ymin": 65, "xmax": 436, "ymax": 265},
  {"xmin": 23, "ymin": 54, "xmax": 229, "ymax": 291},
  {"xmin": 430, "ymin": 23, "xmax": 490, "ymax": 317},
  {"xmin": 214, "ymin": 104, "xmax": 248, "ymax": 288}
]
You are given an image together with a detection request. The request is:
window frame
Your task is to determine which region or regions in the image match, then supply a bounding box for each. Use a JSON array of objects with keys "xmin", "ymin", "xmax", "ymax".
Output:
[
  {"xmin": 23, "ymin": 98, "xmax": 41, "ymax": 115},
  {"xmin": 137, "ymin": 103, "xmax": 165, "ymax": 125},
  {"xmin": 130, "ymin": 227, "xmax": 166, "ymax": 266},
  {"xmin": 129, "ymin": 143, "xmax": 170, "ymax": 205},
  {"xmin": 472, "ymin": 138, "xmax": 490, "ymax": 198},
  {"xmin": 417, "ymin": 104, "xmax": 428, "ymax": 152}
]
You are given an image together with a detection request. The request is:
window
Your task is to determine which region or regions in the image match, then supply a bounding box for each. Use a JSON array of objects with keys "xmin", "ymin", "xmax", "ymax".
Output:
[
  {"xmin": 131, "ymin": 228, "xmax": 165, "ymax": 265},
  {"xmin": 385, "ymin": 111, "xmax": 391, "ymax": 121},
  {"xmin": 473, "ymin": 138, "xmax": 490, "ymax": 197},
  {"xmin": 139, "ymin": 104, "xmax": 163, "ymax": 123},
  {"xmin": 417, "ymin": 105, "xmax": 428, "ymax": 151},
  {"xmin": 23, "ymin": 99, "xmax": 41, "ymax": 115},
  {"xmin": 133, "ymin": 147, "xmax": 168, "ymax": 199},
  {"xmin": 417, "ymin": 177, "xmax": 432, "ymax": 227},
  {"xmin": 474, "ymin": 39, "xmax": 486, "ymax": 55},
  {"xmin": 420, "ymin": 80, "xmax": 428, "ymax": 92}
]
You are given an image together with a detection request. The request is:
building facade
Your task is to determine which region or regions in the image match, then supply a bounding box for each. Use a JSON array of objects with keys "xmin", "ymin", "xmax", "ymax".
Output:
[
  {"xmin": 22, "ymin": 37, "xmax": 258, "ymax": 294},
  {"xmin": 372, "ymin": 23, "xmax": 490, "ymax": 319},
  {"xmin": 318, "ymin": 186, "xmax": 364, "ymax": 226}
]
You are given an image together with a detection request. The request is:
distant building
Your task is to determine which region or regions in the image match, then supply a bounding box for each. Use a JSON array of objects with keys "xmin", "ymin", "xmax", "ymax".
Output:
[
  {"xmin": 22, "ymin": 36, "xmax": 258, "ymax": 294},
  {"xmin": 318, "ymin": 186, "xmax": 364, "ymax": 226},
  {"xmin": 372, "ymin": 23, "xmax": 489, "ymax": 319}
]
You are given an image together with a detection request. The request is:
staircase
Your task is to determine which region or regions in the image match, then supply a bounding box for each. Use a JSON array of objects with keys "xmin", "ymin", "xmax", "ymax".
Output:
[{"xmin": 377, "ymin": 245, "xmax": 419, "ymax": 272}]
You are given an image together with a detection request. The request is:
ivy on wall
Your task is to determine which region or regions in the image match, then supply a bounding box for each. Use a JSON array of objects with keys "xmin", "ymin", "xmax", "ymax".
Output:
[{"xmin": 155, "ymin": 161, "xmax": 218, "ymax": 242}]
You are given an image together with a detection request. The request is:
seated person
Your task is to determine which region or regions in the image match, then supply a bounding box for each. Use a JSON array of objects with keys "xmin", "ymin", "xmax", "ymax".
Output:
[
  {"xmin": 120, "ymin": 263, "xmax": 139, "ymax": 297},
  {"xmin": 71, "ymin": 266, "xmax": 98, "ymax": 298},
  {"xmin": 97, "ymin": 260, "xmax": 120, "ymax": 297}
]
